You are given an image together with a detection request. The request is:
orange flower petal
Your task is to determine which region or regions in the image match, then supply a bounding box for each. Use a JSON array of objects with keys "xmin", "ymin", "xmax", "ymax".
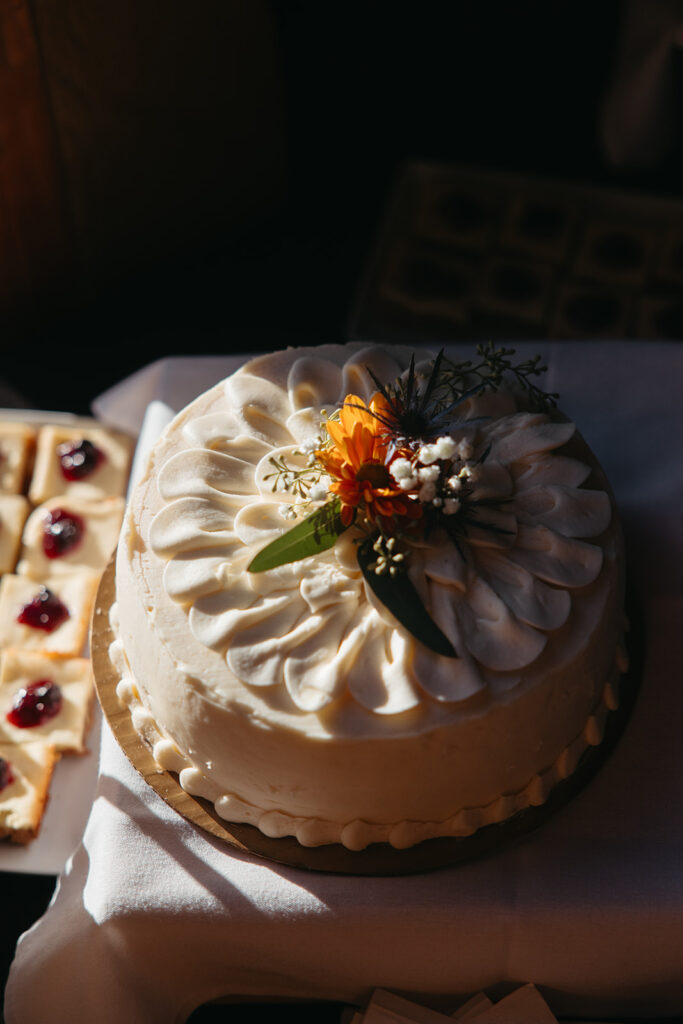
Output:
[
  {"xmin": 319, "ymin": 392, "xmax": 426, "ymax": 530},
  {"xmin": 340, "ymin": 395, "xmax": 374, "ymax": 433}
]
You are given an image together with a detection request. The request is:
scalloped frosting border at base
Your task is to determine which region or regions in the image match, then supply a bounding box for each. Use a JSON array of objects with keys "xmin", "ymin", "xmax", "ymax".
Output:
[{"xmin": 107, "ymin": 600, "xmax": 629, "ymax": 852}]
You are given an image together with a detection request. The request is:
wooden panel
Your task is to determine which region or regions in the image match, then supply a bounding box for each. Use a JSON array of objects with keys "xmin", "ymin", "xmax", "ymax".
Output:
[
  {"xmin": 0, "ymin": 1, "xmax": 286, "ymax": 313},
  {"xmin": 29, "ymin": 0, "xmax": 286, "ymax": 284},
  {"xmin": 0, "ymin": 0, "xmax": 73, "ymax": 309}
]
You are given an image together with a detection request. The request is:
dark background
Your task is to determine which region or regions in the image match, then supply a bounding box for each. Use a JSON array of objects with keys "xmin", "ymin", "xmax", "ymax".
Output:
[
  {"xmin": 2, "ymin": 2, "xmax": 683, "ymax": 1019},
  {"xmin": 3, "ymin": 0, "xmax": 680, "ymax": 415}
]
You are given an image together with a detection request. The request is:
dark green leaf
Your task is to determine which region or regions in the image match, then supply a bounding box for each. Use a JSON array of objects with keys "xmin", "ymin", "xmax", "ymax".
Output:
[
  {"xmin": 248, "ymin": 498, "xmax": 349, "ymax": 572},
  {"xmin": 419, "ymin": 348, "xmax": 443, "ymax": 410},
  {"xmin": 357, "ymin": 541, "xmax": 457, "ymax": 658}
]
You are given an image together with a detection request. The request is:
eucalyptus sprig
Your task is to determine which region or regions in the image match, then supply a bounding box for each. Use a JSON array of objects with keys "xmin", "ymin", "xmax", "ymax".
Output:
[
  {"xmin": 440, "ymin": 342, "xmax": 558, "ymax": 413},
  {"xmin": 356, "ymin": 343, "xmax": 557, "ymax": 445}
]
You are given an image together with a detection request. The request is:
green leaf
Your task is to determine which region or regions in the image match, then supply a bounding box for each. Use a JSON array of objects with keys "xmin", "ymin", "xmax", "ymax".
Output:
[
  {"xmin": 248, "ymin": 497, "xmax": 349, "ymax": 572},
  {"xmin": 357, "ymin": 541, "xmax": 457, "ymax": 658}
]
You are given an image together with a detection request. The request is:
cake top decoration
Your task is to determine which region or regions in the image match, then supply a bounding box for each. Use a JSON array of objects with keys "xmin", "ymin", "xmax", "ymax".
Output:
[{"xmin": 248, "ymin": 344, "xmax": 560, "ymax": 656}]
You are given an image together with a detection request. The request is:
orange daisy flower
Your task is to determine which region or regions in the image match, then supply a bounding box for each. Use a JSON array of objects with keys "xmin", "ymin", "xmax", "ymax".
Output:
[{"xmin": 316, "ymin": 394, "xmax": 422, "ymax": 527}]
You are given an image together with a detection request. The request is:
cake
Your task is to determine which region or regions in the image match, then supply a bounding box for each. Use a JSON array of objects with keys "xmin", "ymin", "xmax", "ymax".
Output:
[
  {"xmin": 110, "ymin": 342, "xmax": 628, "ymax": 852},
  {"xmin": 0, "ymin": 495, "xmax": 31, "ymax": 574},
  {"xmin": 0, "ymin": 572, "xmax": 100, "ymax": 656},
  {"xmin": 0, "ymin": 650, "xmax": 94, "ymax": 754},
  {"xmin": 28, "ymin": 424, "xmax": 133, "ymax": 504},
  {"xmin": 18, "ymin": 495, "xmax": 125, "ymax": 579},
  {"xmin": 0, "ymin": 423, "xmax": 36, "ymax": 495},
  {"xmin": 0, "ymin": 741, "xmax": 57, "ymax": 843},
  {"xmin": 0, "ymin": 415, "xmax": 132, "ymax": 843}
]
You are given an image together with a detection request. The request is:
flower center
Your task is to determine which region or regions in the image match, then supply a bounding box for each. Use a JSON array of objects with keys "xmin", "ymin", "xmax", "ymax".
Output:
[{"xmin": 356, "ymin": 462, "xmax": 391, "ymax": 488}]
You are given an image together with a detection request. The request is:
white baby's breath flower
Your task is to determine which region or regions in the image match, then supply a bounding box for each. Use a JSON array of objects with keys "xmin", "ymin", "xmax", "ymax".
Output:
[
  {"xmin": 447, "ymin": 475, "xmax": 463, "ymax": 492},
  {"xmin": 398, "ymin": 477, "xmax": 417, "ymax": 491},
  {"xmin": 417, "ymin": 443, "xmax": 439, "ymax": 465},
  {"xmin": 298, "ymin": 437, "xmax": 320, "ymax": 455},
  {"xmin": 390, "ymin": 457, "xmax": 415, "ymax": 481},
  {"xmin": 432, "ymin": 496, "xmax": 443, "ymax": 507},
  {"xmin": 459, "ymin": 463, "xmax": 479, "ymax": 483},
  {"xmin": 418, "ymin": 465, "xmax": 440, "ymax": 483},
  {"xmin": 309, "ymin": 477, "xmax": 331, "ymax": 502},
  {"xmin": 279, "ymin": 504, "xmax": 297, "ymax": 520},
  {"xmin": 435, "ymin": 436, "xmax": 457, "ymax": 458},
  {"xmin": 418, "ymin": 482, "xmax": 437, "ymax": 502},
  {"xmin": 444, "ymin": 497, "xmax": 461, "ymax": 515}
]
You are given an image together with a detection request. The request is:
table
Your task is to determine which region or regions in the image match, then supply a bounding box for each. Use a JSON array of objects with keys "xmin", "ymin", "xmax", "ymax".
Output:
[{"xmin": 4, "ymin": 341, "xmax": 683, "ymax": 1024}]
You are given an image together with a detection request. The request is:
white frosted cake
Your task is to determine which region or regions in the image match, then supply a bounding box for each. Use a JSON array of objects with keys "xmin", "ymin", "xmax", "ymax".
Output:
[{"xmin": 110, "ymin": 343, "xmax": 627, "ymax": 851}]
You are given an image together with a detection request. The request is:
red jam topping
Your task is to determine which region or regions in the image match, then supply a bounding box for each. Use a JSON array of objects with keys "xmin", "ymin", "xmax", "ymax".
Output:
[
  {"xmin": 17, "ymin": 586, "xmax": 70, "ymax": 632},
  {"xmin": 42, "ymin": 508, "xmax": 84, "ymax": 559},
  {"xmin": 7, "ymin": 680, "xmax": 63, "ymax": 728},
  {"xmin": 0, "ymin": 756, "xmax": 14, "ymax": 791},
  {"xmin": 57, "ymin": 438, "xmax": 104, "ymax": 481}
]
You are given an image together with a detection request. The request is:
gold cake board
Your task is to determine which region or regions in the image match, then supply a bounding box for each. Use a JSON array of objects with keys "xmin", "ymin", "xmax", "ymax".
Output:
[{"xmin": 91, "ymin": 556, "xmax": 642, "ymax": 876}]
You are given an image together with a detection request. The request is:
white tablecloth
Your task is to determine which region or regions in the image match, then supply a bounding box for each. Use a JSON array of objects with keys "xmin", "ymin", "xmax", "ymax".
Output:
[{"xmin": 5, "ymin": 341, "xmax": 683, "ymax": 1023}]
